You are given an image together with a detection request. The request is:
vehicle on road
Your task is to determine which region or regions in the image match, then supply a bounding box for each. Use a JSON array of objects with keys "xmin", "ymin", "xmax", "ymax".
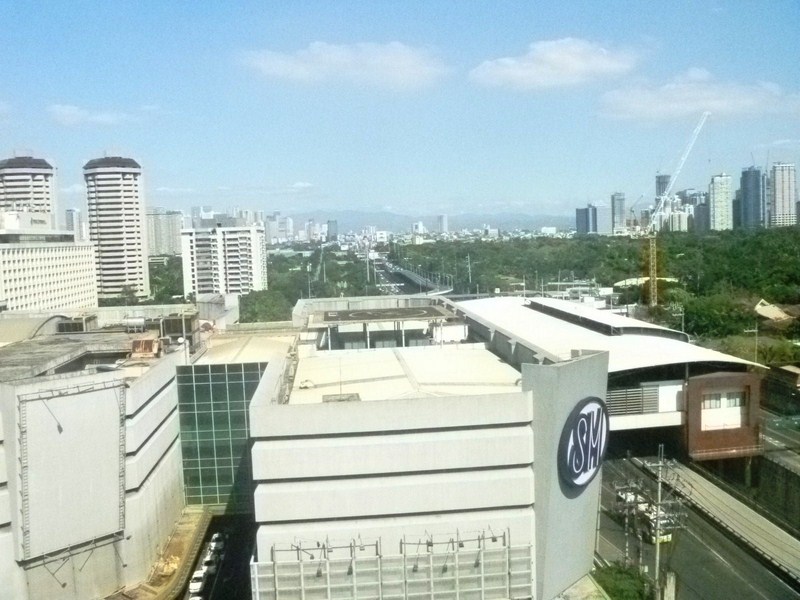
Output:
[{"xmin": 615, "ymin": 489, "xmax": 676, "ymax": 544}]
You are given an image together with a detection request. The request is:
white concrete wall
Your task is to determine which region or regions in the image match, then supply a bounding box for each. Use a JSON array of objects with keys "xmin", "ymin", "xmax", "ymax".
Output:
[
  {"xmin": 126, "ymin": 381, "xmax": 178, "ymax": 451},
  {"xmin": 256, "ymin": 469, "xmax": 533, "ymax": 523},
  {"xmin": 251, "ymin": 392, "xmax": 531, "ymax": 438},
  {"xmin": 252, "ymin": 391, "xmax": 534, "ymax": 558},
  {"xmin": 0, "ymin": 529, "xmax": 25, "ymax": 599},
  {"xmin": 525, "ymin": 352, "xmax": 609, "ymax": 600},
  {"xmin": 654, "ymin": 380, "xmax": 683, "ymax": 412},
  {"xmin": 0, "ymin": 353, "xmax": 185, "ymax": 599},
  {"xmin": 611, "ymin": 412, "xmax": 683, "ymax": 431},
  {"xmin": 125, "ymin": 412, "xmax": 180, "ymax": 490},
  {"xmin": 122, "ymin": 440, "xmax": 184, "ymax": 584},
  {"xmin": 0, "ymin": 487, "xmax": 10, "ymax": 528},
  {"xmin": 253, "ymin": 427, "xmax": 532, "ymax": 480},
  {"xmin": 701, "ymin": 407, "xmax": 745, "ymax": 430},
  {"xmin": 124, "ymin": 351, "xmax": 182, "ymax": 416},
  {"xmin": 23, "ymin": 386, "xmax": 122, "ymax": 560}
]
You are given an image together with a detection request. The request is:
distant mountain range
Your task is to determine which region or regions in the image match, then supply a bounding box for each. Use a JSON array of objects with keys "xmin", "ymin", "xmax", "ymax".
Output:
[{"xmin": 288, "ymin": 210, "xmax": 573, "ymax": 234}]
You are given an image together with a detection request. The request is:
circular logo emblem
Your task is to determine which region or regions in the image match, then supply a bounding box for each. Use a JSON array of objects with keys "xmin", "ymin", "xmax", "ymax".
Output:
[{"xmin": 558, "ymin": 396, "xmax": 610, "ymax": 491}]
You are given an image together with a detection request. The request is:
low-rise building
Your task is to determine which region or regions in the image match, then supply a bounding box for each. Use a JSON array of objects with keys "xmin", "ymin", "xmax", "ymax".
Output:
[{"xmin": 0, "ymin": 317, "xmax": 191, "ymax": 599}]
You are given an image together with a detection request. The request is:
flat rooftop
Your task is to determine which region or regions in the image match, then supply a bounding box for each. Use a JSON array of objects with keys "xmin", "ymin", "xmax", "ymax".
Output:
[
  {"xmin": 289, "ymin": 343, "xmax": 521, "ymax": 405},
  {"xmin": 322, "ymin": 305, "xmax": 450, "ymax": 323},
  {"xmin": 0, "ymin": 331, "xmax": 165, "ymax": 383},
  {"xmin": 198, "ymin": 332, "xmax": 296, "ymax": 364},
  {"xmin": 305, "ymin": 300, "xmax": 456, "ymax": 330}
]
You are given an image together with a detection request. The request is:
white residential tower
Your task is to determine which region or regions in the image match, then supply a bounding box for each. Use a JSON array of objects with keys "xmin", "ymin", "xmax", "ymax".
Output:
[
  {"xmin": 181, "ymin": 225, "xmax": 268, "ymax": 296},
  {"xmin": 84, "ymin": 157, "xmax": 150, "ymax": 299}
]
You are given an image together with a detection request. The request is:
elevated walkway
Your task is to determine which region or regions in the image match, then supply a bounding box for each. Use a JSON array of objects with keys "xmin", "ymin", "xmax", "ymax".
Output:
[{"xmin": 637, "ymin": 459, "xmax": 800, "ymax": 584}]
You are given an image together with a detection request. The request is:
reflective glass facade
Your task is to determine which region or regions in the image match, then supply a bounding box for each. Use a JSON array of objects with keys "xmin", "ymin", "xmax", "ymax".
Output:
[{"xmin": 177, "ymin": 362, "xmax": 267, "ymax": 512}]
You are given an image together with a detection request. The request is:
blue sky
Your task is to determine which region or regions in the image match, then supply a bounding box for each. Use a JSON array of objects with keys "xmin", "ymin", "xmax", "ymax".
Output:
[{"xmin": 2, "ymin": 1, "xmax": 799, "ymax": 219}]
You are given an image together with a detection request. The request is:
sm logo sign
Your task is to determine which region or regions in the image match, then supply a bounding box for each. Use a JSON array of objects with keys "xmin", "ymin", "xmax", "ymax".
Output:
[{"xmin": 557, "ymin": 397, "xmax": 609, "ymax": 492}]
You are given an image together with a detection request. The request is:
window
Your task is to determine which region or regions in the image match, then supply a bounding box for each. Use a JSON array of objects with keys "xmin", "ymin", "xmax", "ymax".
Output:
[
  {"xmin": 727, "ymin": 392, "xmax": 745, "ymax": 408},
  {"xmin": 702, "ymin": 393, "xmax": 721, "ymax": 409}
]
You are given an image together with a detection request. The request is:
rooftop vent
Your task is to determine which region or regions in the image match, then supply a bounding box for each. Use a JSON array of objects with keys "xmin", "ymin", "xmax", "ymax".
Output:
[{"xmin": 322, "ymin": 393, "xmax": 361, "ymax": 403}]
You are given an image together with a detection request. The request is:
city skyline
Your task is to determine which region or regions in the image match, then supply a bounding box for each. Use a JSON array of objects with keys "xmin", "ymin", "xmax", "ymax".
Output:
[{"xmin": 1, "ymin": 2, "xmax": 799, "ymax": 217}]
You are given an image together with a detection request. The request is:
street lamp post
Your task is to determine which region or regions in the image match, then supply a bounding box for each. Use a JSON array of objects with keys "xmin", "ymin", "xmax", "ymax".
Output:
[{"xmin": 744, "ymin": 323, "xmax": 758, "ymax": 362}]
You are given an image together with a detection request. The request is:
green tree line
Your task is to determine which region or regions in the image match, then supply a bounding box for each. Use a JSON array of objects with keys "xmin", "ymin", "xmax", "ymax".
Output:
[
  {"xmin": 391, "ymin": 228, "xmax": 800, "ymax": 348},
  {"xmin": 240, "ymin": 248, "xmax": 382, "ymax": 322}
]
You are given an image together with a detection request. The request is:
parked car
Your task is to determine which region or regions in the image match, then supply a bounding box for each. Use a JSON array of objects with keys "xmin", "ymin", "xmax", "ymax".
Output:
[
  {"xmin": 210, "ymin": 532, "xmax": 225, "ymax": 552},
  {"xmin": 188, "ymin": 570, "xmax": 206, "ymax": 594},
  {"xmin": 202, "ymin": 553, "xmax": 218, "ymax": 575}
]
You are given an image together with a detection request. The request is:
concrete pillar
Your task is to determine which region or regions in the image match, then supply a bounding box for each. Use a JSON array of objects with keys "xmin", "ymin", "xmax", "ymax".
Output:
[{"xmin": 662, "ymin": 571, "xmax": 676, "ymax": 600}]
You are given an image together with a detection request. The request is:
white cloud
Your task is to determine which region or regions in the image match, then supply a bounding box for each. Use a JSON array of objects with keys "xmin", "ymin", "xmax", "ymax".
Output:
[
  {"xmin": 155, "ymin": 186, "xmax": 195, "ymax": 194},
  {"xmin": 469, "ymin": 38, "xmax": 636, "ymax": 89},
  {"xmin": 291, "ymin": 181, "xmax": 314, "ymax": 190},
  {"xmin": 243, "ymin": 41, "xmax": 448, "ymax": 89},
  {"xmin": 758, "ymin": 138, "xmax": 800, "ymax": 148},
  {"xmin": 602, "ymin": 69, "xmax": 800, "ymax": 120},
  {"xmin": 48, "ymin": 104, "xmax": 134, "ymax": 126}
]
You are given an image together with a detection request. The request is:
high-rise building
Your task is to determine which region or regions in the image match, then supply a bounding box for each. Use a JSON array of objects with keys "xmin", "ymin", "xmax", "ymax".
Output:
[
  {"xmin": 266, "ymin": 212, "xmax": 293, "ymax": 244},
  {"xmin": 64, "ymin": 207, "xmax": 84, "ymax": 241},
  {"xmin": 147, "ymin": 207, "xmax": 183, "ymax": 256},
  {"xmin": 438, "ymin": 214, "xmax": 448, "ymax": 234},
  {"xmin": 575, "ymin": 204, "xmax": 597, "ymax": 234},
  {"xmin": 191, "ymin": 205, "xmax": 215, "ymax": 226},
  {"xmin": 595, "ymin": 203, "xmax": 612, "ymax": 235},
  {"xmin": 667, "ymin": 211, "xmax": 689, "ymax": 232},
  {"xmin": 326, "ymin": 219, "xmax": 338, "ymax": 242},
  {"xmin": 656, "ymin": 174, "xmax": 671, "ymax": 197},
  {"xmin": 709, "ymin": 173, "xmax": 733, "ymax": 231},
  {"xmin": 611, "ymin": 193, "xmax": 625, "ymax": 232},
  {"xmin": 692, "ymin": 202, "xmax": 710, "ymax": 234},
  {"xmin": 181, "ymin": 225, "xmax": 268, "ymax": 296},
  {"xmin": 0, "ymin": 156, "xmax": 55, "ymax": 214},
  {"xmin": 84, "ymin": 157, "xmax": 150, "ymax": 299},
  {"xmin": 770, "ymin": 163, "xmax": 797, "ymax": 227},
  {"xmin": 739, "ymin": 167, "xmax": 765, "ymax": 229}
]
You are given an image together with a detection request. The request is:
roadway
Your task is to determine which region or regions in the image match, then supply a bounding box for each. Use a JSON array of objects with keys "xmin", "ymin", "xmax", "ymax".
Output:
[
  {"xmin": 184, "ymin": 515, "xmax": 255, "ymax": 600},
  {"xmin": 599, "ymin": 458, "xmax": 800, "ymax": 600},
  {"xmin": 373, "ymin": 261, "xmax": 425, "ymax": 295},
  {"xmin": 762, "ymin": 413, "xmax": 800, "ymax": 474}
]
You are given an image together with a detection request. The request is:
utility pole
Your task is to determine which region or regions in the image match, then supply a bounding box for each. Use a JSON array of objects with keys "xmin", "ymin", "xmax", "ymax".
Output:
[
  {"xmin": 655, "ymin": 445, "xmax": 663, "ymax": 593},
  {"xmin": 467, "ymin": 254, "xmax": 472, "ymax": 284},
  {"xmin": 614, "ymin": 479, "xmax": 644, "ymax": 567},
  {"xmin": 650, "ymin": 444, "xmax": 667, "ymax": 597}
]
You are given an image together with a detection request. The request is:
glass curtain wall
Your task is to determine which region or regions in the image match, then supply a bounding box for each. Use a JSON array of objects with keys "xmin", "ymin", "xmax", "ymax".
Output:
[{"xmin": 178, "ymin": 362, "xmax": 267, "ymax": 512}]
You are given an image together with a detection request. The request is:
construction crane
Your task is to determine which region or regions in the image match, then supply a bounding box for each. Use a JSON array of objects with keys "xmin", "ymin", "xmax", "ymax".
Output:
[
  {"xmin": 628, "ymin": 195, "xmax": 645, "ymax": 230},
  {"xmin": 647, "ymin": 112, "xmax": 710, "ymax": 306}
]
